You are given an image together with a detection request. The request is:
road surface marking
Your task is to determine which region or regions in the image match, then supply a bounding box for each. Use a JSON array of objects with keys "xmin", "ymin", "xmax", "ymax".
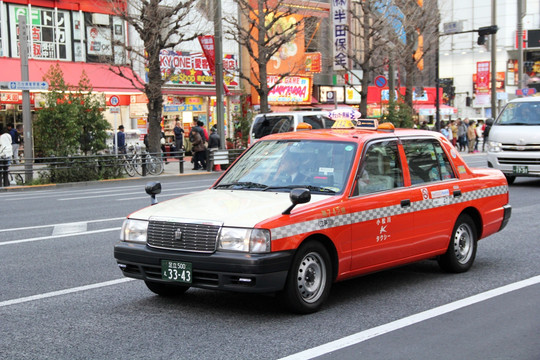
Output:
[
  {"xmin": 0, "ymin": 227, "xmax": 121, "ymax": 246},
  {"xmin": 279, "ymin": 275, "xmax": 540, "ymax": 360},
  {"xmin": 0, "ymin": 278, "xmax": 135, "ymax": 308},
  {"xmin": 0, "ymin": 217, "xmax": 125, "ymax": 233}
]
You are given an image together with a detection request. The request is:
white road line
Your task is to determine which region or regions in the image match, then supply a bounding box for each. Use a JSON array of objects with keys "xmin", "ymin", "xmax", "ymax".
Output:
[
  {"xmin": 118, "ymin": 192, "xmax": 193, "ymax": 201},
  {"xmin": 0, "ymin": 278, "xmax": 135, "ymax": 308},
  {"xmin": 58, "ymin": 185, "xmax": 207, "ymax": 201},
  {"xmin": 279, "ymin": 275, "xmax": 540, "ymax": 360},
  {"xmin": 0, "ymin": 217, "xmax": 125, "ymax": 233},
  {"xmin": 0, "ymin": 227, "xmax": 121, "ymax": 246}
]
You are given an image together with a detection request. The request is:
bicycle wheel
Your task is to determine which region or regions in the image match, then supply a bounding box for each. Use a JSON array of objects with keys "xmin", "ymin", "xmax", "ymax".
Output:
[
  {"xmin": 147, "ymin": 155, "xmax": 164, "ymax": 175},
  {"xmin": 123, "ymin": 157, "xmax": 136, "ymax": 177},
  {"xmin": 133, "ymin": 154, "xmax": 144, "ymax": 176}
]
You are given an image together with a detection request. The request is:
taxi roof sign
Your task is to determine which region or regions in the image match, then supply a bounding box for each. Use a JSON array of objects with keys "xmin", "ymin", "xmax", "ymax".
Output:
[
  {"xmin": 356, "ymin": 119, "xmax": 379, "ymax": 129},
  {"xmin": 331, "ymin": 119, "xmax": 356, "ymax": 129}
]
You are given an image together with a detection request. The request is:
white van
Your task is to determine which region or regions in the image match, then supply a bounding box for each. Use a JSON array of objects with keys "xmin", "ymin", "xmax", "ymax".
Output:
[
  {"xmin": 249, "ymin": 111, "xmax": 335, "ymax": 145},
  {"xmin": 486, "ymin": 96, "xmax": 540, "ymax": 184}
]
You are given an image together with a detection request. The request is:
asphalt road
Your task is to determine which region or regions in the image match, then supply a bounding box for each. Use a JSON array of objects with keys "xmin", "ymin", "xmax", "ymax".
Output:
[{"xmin": 1, "ymin": 154, "xmax": 539, "ymax": 359}]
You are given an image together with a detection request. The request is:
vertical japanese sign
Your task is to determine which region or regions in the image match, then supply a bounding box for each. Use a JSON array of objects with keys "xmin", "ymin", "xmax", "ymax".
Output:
[
  {"xmin": 198, "ymin": 35, "xmax": 231, "ymax": 95},
  {"xmin": 476, "ymin": 61, "xmax": 490, "ymax": 94},
  {"xmin": 332, "ymin": 0, "xmax": 349, "ymax": 71}
]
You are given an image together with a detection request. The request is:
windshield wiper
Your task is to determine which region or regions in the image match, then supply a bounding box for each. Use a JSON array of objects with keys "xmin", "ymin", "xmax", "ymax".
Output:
[
  {"xmin": 214, "ymin": 181, "xmax": 269, "ymax": 190},
  {"xmin": 263, "ymin": 185, "xmax": 337, "ymax": 194}
]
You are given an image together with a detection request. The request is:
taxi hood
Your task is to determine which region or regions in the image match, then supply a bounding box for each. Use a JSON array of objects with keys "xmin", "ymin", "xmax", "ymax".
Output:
[{"xmin": 129, "ymin": 189, "xmax": 330, "ymax": 228}]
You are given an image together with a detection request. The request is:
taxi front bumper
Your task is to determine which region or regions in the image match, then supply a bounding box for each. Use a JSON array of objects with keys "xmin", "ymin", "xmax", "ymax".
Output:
[{"xmin": 114, "ymin": 242, "xmax": 294, "ymax": 293}]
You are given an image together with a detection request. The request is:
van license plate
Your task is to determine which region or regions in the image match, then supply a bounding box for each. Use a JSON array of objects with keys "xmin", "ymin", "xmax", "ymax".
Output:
[
  {"xmin": 161, "ymin": 260, "xmax": 192, "ymax": 283},
  {"xmin": 513, "ymin": 166, "xmax": 528, "ymax": 174}
]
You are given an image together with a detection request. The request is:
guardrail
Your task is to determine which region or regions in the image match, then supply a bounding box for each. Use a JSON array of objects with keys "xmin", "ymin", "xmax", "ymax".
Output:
[
  {"xmin": 0, "ymin": 150, "xmax": 187, "ymax": 187},
  {"xmin": 206, "ymin": 148, "xmax": 245, "ymax": 172}
]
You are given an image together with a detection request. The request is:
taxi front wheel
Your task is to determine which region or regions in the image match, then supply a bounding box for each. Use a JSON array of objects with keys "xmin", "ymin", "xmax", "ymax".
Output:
[
  {"xmin": 438, "ymin": 214, "xmax": 477, "ymax": 273},
  {"xmin": 281, "ymin": 242, "xmax": 332, "ymax": 314},
  {"xmin": 144, "ymin": 280, "xmax": 190, "ymax": 297}
]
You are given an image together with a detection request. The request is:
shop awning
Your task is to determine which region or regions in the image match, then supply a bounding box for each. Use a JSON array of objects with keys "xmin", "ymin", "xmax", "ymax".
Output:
[
  {"xmin": 414, "ymin": 104, "xmax": 458, "ymax": 116},
  {"xmin": 0, "ymin": 58, "xmax": 142, "ymax": 93}
]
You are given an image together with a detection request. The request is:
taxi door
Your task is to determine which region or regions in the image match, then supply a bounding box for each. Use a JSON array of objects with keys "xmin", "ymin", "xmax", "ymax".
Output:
[
  {"xmin": 347, "ymin": 139, "xmax": 417, "ymax": 273},
  {"xmin": 401, "ymin": 137, "xmax": 462, "ymax": 254}
]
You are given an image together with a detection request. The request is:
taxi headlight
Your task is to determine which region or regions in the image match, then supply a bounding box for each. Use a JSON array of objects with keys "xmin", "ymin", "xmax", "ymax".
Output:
[
  {"xmin": 218, "ymin": 227, "xmax": 271, "ymax": 253},
  {"xmin": 487, "ymin": 141, "xmax": 502, "ymax": 152},
  {"xmin": 121, "ymin": 219, "xmax": 148, "ymax": 244}
]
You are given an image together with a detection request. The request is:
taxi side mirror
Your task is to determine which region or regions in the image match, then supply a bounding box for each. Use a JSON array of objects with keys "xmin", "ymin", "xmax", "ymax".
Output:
[
  {"xmin": 145, "ymin": 181, "xmax": 161, "ymax": 205},
  {"xmin": 282, "ymin": 188, "xmax": 311, "ymax": 215}
]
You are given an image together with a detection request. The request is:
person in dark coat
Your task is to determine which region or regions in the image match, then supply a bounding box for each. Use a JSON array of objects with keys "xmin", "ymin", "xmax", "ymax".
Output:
[
  {"xmin": 208, "ymin": 127, "xmax": 220, "ymax": 149},
  {"xmin": 190, "ymin": 129, "xmax": 206, "ymax": 170}
]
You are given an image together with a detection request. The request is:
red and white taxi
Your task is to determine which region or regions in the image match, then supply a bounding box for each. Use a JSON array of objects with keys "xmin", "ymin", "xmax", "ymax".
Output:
[{"xmin": 114, "ymin": 121, "xmax": 511, "ymax": 313}]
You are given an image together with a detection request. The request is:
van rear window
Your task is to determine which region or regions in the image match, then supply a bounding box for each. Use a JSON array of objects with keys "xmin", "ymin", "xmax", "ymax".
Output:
[{"xmin": 252, "ymin": 115, "xmax": 294, "ymax": 139}]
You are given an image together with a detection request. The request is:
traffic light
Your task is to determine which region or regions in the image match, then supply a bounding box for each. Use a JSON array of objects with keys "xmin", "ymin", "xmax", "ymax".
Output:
[{"xmin": 477, "ymin": 25, "xmax": 498, "ymax": 45}]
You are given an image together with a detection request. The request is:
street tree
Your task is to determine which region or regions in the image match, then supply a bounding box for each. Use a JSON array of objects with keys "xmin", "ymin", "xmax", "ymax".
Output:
[
  {"xmin": 347, "ymin": 0, "xmax": 396, "ymax": 118},
  {"xmin": 35, "ymin": 64, "xmax": 109, "ymax": 157},
  {"xmin": 107, "ymin": 0, "xmax": 202, "ymax": 152},
  {"xmin": 393, "ymin": 0, "xmax": 439, "ymax": 113},
  {"xmin": 224, "ymin": 0, "xmax": 311, "ymax": 114}
]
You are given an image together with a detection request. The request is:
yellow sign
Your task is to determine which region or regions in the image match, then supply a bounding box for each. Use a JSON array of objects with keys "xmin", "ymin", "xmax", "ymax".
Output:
[{"xmin": 332, "ymin": 119, "xmax": 355, "ymax": 128}]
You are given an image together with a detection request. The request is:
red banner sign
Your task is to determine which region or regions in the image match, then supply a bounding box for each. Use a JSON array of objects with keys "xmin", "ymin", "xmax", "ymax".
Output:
[{"xmin": 476, "ymin": 61, "xmax": 490, "ymax": 94}]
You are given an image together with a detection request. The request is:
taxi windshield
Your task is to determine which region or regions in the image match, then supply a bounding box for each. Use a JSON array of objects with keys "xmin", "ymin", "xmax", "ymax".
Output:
[{"xmin": 215, "ymin": 140, "xmax": 357, "ymax": 194}]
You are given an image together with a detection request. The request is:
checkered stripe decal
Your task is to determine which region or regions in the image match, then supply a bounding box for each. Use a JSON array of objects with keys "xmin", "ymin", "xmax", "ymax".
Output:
[{"xmin": 271, "ymin": 185, "xmax": 508, "ymax": 241}]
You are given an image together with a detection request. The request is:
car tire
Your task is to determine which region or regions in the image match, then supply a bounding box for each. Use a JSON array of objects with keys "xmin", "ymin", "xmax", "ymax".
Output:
[
  {"xmin": 438, "ymin": 214, "xmax": 477, "ymax": 273},
  {"xmin": 281, "ymin": 242, "xmax": 332, "ymax": 314},
  {"xmin": 504, "ymin": 174, "xmax": 516, "ymax": 185},
  {"xmin": 144, "ymin": 280, "xmax": 190, "ymax": 297}
]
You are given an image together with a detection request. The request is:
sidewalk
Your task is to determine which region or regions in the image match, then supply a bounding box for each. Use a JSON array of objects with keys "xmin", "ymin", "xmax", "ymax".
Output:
[
  {"xmin": 160, "ymin": 155, "xmax": 223, "ymax": 176},
  {"xmin": 0, "ymin": 155, "xmax": 223, "ymax": 192}
]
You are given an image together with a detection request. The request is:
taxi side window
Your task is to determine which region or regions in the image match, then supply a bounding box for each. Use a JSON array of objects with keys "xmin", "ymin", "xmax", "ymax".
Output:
[
  {"xmin": 353, "ymin": 140, "xmax": 404, "ymax": 195},
  {"xmin": 402, "ymin": 139, "xmax": 456, "ymax": 185}
]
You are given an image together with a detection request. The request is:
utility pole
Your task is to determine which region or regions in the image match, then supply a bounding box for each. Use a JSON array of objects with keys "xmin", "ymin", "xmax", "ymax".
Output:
[
  {"xmin": 214, "ymin": 0, "xmax": 225, "ymax": 149},
  {"xmin": 18, "ymin": 15, "xmax": 33, "ymax": 182},
  {"xmin": 490, "ymin": 0, "xmax": 497, "ymax": 118},
  {"xmin": 517, "ymin": 0, "xmax": 525, "ymax": 89}
]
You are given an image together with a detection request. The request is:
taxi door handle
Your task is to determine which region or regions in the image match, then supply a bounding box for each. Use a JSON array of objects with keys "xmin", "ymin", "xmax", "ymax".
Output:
[
  {"xmin": 453, "ymin": 190, "xmax": 462, "ymax": 198},
  {"xmin": 401, "ymin": 199, "xmax": 411, "ymax": 208}
]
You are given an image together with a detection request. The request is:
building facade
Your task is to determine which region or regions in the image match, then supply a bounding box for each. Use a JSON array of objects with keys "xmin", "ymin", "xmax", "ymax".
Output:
[{"xmin": 438, "ymin": 0, "xmax": 540, "ymax": 120}]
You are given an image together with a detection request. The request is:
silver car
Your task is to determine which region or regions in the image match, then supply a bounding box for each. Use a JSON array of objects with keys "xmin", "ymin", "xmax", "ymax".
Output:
[{"xmin": 486, "ymin": 97, "xmax": 540, "ymax": 184}]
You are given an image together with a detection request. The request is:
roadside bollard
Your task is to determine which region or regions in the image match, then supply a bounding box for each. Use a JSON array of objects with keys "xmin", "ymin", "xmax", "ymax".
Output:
[
  {"xmin": 142, "ymin": 156, "xmax": 147, "ymax": 176},
  {"xmin": 0, "ymin": 159, "xmax": 9, "ymax": 187}
]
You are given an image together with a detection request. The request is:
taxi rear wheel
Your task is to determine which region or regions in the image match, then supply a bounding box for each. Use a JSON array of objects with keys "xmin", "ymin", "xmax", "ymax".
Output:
[
  {"xmin": 438, "ymin": 214, "xmax": 477, "ymax": 273},
  {"xmin": 144, "ymin": 280, "xmax": 190, "ymax": 297},
  {"xmin": 281, "ymin": 242, "xmax": 332, "ymax": 314}
]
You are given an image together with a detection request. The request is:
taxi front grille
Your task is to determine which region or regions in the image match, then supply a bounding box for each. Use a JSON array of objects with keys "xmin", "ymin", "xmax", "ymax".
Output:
[{"xmin": 147, "ymin": 221, "xmax": 220, "ymax": 253}]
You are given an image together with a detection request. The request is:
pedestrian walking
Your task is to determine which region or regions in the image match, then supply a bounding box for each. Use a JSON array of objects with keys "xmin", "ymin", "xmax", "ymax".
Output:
[
  {"xmin": 467, "ymin": 120, "xmax": 477, "ymax": 153},
  {"xmin": 115, "ymin": 125, "xmax": 126, "ymax": 154},
  {"xmin": 208, "ymin": 127, "xmax": 221, "ymax": 150},
  {"xmin": 10, "ymin": 124, "xmax": 22, "ymax": 164},
  {"xmin": 190, "ymin": 128, "xmax": 206, "ymax": 170},
  {"xmin": 0, "ymin": 126, "xmax": 13, "ymax": 186},
  {"xmin": 457, "ymin": 119, "xmax": 467, "ymax": 151},
  {"xmin": 173, "ymin": 120, "xmax": 184, "ymax": 158},
  {"xmin": 450, "ymin": 120, "xmax": 458, "ymax": 147}
]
